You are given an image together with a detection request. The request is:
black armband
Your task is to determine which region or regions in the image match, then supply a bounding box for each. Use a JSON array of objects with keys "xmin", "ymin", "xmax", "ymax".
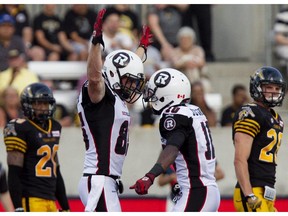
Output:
[
  {"xmin": 55, "ymin": 166, "xmax": 70, "ymax": 211},
  {"xmin": 91, "ymin": 32, "xmax": 105, "ymax": 50},
  {"xmin": 8, "ymin": 165, "xmax": 23, "ymax": 209},
  {"xmin": 148, "ymin": 163, "xmax": 165, "ymax": 177}
]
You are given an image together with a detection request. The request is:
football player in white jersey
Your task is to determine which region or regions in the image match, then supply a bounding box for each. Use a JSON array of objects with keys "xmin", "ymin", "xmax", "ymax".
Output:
[
  {"xmin": 77, "ymin": 9, "xmax": 153, "ymax": 212},
  {"xmin": 130, "ymin": 68, "xmax": 220, "ymax": 211}
]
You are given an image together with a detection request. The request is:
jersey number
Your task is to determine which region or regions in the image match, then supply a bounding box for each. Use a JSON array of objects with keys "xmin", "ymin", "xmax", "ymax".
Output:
[
  {"xmin": 201, "ymin": 121, "xmax": 215, "ymax": 160},
  {"xmin": 115, "ymin": 121, "xmax": 129, "ymax": 155},
  {"xmin": 79, "ymin": 113, "xmax": 129, "ymax": 155},
  {"xmin": 259, "ymin": 129, "xmax": 282, "ymax": 163},
  {"xmin": 36, "ymin": 145, "xmax": 59, "ymax": 177}
]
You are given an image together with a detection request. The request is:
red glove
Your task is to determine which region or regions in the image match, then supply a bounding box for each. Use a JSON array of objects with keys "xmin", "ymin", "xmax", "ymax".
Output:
[
  {"xmin": 91, "ymin": 8, "xmax": 106, "ymax": 47},
  {"xmin": 139, "ymin": 25, "xmax": 153, "ymax": 50},
  {"xmin": 129, "ymin": 173, "xmax": 155, "ymax": 195}
]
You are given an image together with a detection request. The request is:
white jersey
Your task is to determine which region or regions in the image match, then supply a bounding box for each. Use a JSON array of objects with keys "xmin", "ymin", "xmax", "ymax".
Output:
[
  {"xmin": 77, "ymin": 81, "xmax": 130, "ymax": 177},
  {"xmin": 159, "ymin": 103, "xmax": 217, "ymax": 189}
]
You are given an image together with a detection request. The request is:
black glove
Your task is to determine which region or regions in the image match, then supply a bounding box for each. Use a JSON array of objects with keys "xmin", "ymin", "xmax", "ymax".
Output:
[{"xmin": 171, "ymin": 182, "xmax": 182, "ymax": 203}]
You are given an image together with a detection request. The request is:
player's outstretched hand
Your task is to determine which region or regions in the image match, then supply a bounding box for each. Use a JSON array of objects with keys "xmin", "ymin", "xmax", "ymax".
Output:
[
  {"xmin": 91, "ymin": 8, "xmax": 106, "ymax": 47},
  {"xmin": 139, "ymin": 25, "xmax": 153, "ymax": 50},
  {"xmin": 129, "ymin": 173, "xmax": 155, "ymax": 195}
]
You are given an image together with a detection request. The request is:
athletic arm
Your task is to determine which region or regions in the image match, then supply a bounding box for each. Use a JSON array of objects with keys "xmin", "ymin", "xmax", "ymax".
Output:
[
  {"xmin": 234, "ymin": 132, "xmax": 254, "ymax": 196},
  {"xmin": 7, "ymin": 151, "xmax": 24, "ymax": 211}
]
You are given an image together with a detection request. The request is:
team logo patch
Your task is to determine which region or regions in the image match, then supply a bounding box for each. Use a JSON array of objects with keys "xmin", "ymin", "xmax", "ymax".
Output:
[
  {"xmin": 3, "ymin": 123, "xmax": 17, "ymax": 137},
  {"xmin": 154, "ymin": 71, "xmax": 171, "ymax": 87},
  {"xmin": 164, "ymin": 117, "xmax": 176, "ymax": 130},
  {"xmin": 238, "ymin": 106, "xmax": 255, "ymax": 120},
  {"xmin": 112, "ymin": 52, "xmax": 130, "ymax": 68}
]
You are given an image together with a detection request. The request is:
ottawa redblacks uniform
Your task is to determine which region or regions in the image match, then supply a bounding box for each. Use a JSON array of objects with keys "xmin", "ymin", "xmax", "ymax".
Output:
[
  {"xmin": 159, "ymin": 103, "xmax": 220, "ymax": 211},
  {"xmin": 77, "ymin": 81, "xmax": 129, "ymax": 177}
]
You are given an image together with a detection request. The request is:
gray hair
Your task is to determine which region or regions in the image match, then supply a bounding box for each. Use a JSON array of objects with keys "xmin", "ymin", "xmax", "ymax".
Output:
[{"xmin": 177, "ymin": 26, "xmax": 197, "ymax": 43}]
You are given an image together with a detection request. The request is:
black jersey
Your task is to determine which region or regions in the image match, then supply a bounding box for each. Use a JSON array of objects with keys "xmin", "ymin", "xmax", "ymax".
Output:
[
  {"xmin": 233, "ymin": 103, "xmax": 284, "ymax": 188},
  {"xmin": 3, "ymin": 118, "xmax": 62, "ymax": 200}
]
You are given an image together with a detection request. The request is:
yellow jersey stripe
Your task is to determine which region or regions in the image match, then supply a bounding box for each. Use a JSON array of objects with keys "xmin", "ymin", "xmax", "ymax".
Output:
[
  {"xmin": 4, "ymin": 137, "xmax": 27, "ymax": 145},
  {"xmin": 5, "ymin": 141, "xmax": 27, "ymax": 150},
  {"xmin": 235, "ymin": 128, "xmax": 256, "ymax": 137}
]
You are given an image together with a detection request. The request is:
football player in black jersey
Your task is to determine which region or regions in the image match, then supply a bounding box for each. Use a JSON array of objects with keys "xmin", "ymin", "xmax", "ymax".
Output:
[
  {"xmin": 3, "ymin": 83, "xmax": 70, "ymax": 212},
  {"xmin": 130, "ymin": 68, "xmax": 220, "ymax": 211},
  {"xmin": 233, "ymin": 66, "xmax": 286, "ymax": 212},
  {"xmin": 77, "ymin": 9, "xmax": 153, "ymax": 212}
]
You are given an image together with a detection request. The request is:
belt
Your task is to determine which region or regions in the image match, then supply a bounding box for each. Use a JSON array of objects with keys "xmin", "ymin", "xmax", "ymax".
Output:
[{"xmin": 83, "ymin": 173, "xmax": 119, "ymax": 181}]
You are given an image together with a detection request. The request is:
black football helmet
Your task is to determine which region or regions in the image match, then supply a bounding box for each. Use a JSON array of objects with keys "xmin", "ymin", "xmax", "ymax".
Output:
[
  {"xmin": 250, "ymin": 66, "xmax": 286, "ymax": 107},
  {"xmin": 20, "ymin": 83, "xmax": 56, "ymax": 121}
]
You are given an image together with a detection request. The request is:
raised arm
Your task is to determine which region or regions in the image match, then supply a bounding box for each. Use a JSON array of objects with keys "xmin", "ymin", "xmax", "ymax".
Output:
[
  {"xmin": 135, "ymin": 25, "xmax": 153, "ymax": 61},
  {"xmin": 87, "ymin": 9, "xmax": 106, "ymax": 104}
]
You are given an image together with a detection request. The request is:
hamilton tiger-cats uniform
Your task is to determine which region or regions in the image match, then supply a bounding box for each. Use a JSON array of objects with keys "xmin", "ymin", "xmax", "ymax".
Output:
[
  {"xmin": 3, "ymin": 118, "xmax": 61, "ymax": 205},
  {"xmin": 232, "ymin": 103, "xmax": 284, "ymax": 212},
  {"xmin": 77, "ymin": 81, "xmax": 129, "ymax": 211},
  {"xmin": 159, "ymin": 103, "xmax": 220, "ymax": 211}
]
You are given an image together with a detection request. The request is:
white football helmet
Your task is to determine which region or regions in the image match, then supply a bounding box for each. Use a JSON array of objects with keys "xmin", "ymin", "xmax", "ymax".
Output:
[
  {"xmin": 102, "ymin": 49, "xmax": 145, "ymax": 104},
  {"xmin": 143, "ymin": 68, "xmax": 191, "ymax": 114}
]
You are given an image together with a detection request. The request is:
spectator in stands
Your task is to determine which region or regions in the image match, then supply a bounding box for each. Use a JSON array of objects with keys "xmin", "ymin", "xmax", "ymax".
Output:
[
  {"xmin": 0, "ymin": 13, "xmax": 26, "ymax": 71},
  {"xmin": 182, "ymin": 5, "xmax": 215, "ymax": 62},
  {"xmin": 171, "ymin": 26, "xmax": 207, "ymax": 85},
  {"xmin": 63, "ymin": 5, "xmax": 97, "ymax": 61},
  {"xmin": 0, "ymin": 162, "xmax": 14, "ymax": 211},
  {"xmin": 105, "ymin": 5, "xmax": 139, "ymax": 46},
  {"xmin": 190, "ymin": 81, "xmax": 217, "ymax": 127},
  {"xmin": 220, "ymin": 84, "xmax": 249, "ymax": 127},
  {"xmin": 0, "ymin": 86, "xmax": 23, "ymax": 128},
  {"xmin": 41, "ymin": 79, "xmax": 73, "ymax": 127},
  {"xmin": 147, "ymin": 4, "xmax": 188, "ymax": 62},
  {"xmin": 33, "ymin": 4, "xmax": 78, "ymax": 61},
  {"xmin": 0, "ymin": 49, "xmax": 39, "ymax": 97},
  {"xmin": 102, "ymin": 8, "xmax": 134, "ymax": 56},
  {"xmin": 273, "ymin": 7, "xmax": 288, "ymax": 71},
  {"xmin": 0, "ymin": 4, "xmax": 31, "ymax": 46},
  {"xmin": 0, "ymin": 4, "xmax": 45, "ymax": 61}
]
